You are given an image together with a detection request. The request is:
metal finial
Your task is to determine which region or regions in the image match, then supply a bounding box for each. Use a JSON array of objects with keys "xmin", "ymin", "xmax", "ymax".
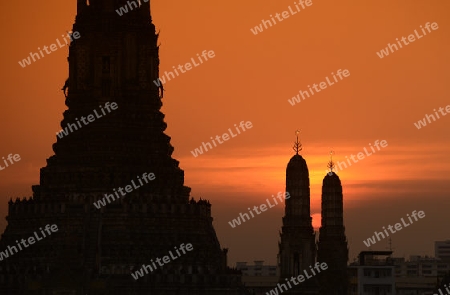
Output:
[
  {"xmin": 327, "ymin": 150, "xmax": 335, "ymax": 172},
  {"xmin": 293, "ymin": 129, "xmax": 302, "ymax": 155}
]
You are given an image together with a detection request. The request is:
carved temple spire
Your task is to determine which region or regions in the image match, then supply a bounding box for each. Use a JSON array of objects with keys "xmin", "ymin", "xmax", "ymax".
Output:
[
  {"xmin": 279, "ymin": 129, "xmax": 316, "ymax": 284},
  {"xmin": 77, "ymin": 0, "xmax": 87, "ymax": 14},
  {"xmin": 0, "ymin": 1, "xmax": 247, "ymax": 293},
  {"xmin": 318, "ymin": 152, "xmax": 349, "ymax": 294},
  {"xmin": 77, "ymin": 0, "xmax": 151, "ymax": 19},
  {"xmin": 39, "ymin": 0, "xmax": 181, "ymax": 199},
  {"xmin": 292, "ymin": 129, "xmax": 302, "ymax": 155},
  {"xmin": 327, "ymin": 150, "xmax": 335, "ymax": 173}
]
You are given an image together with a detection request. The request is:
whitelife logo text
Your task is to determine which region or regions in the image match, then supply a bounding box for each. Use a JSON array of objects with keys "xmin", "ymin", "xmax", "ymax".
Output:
[
  {"xmin": 56, "ymin": 102, "xmax": 118, "ymax": 139},
  {"xmin": 376, "ymin": 22, "xmax": 439, "ymax": 59},
  {"xmin": 191, "ymin": 121, "xmax": 253, "ymax": 157},
  {"xmin": 18, "ymin": 31, "xmax": 81, "ymax": 68},
  {"xmin": 93, "ymin": 173, "xmax": 155, "ymax": 209},
  {"xmin": 250, "ymin": 0, "xmax": 313, "ymax": 35},
  {"xmin": 0, "ymin": 224, "xmax": 59, "ymax": 261},
  {"xmin": 363, "ymin": 210, "xmax": 425, "ymax": 247},
  {"xmin": 131, "ymin": 243, "xmax": 194, "ymax": 280},
  {"xmin": 229, "ymin": 192, "xmax": 290, "ymax": 228}
]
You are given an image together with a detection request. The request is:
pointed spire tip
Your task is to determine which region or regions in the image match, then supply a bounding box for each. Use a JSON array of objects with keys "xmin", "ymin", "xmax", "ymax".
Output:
[{"xmin": 292, "ymin": 129, "xmax": 302, "ymax": 155}]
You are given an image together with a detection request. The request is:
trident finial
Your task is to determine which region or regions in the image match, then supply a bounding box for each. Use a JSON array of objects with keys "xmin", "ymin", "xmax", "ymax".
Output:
[
  {"xmin": 293, "ymin": 129, "xmax": 302, "ymax": 155},
  {"xmin": 327, "ymin": 150, "xmax": 335, "ymax": 173}
]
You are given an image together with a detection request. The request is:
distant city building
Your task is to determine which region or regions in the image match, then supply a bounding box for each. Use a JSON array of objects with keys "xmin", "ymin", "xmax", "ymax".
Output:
[
  {"xmin": 395, "ymin": 276, "xmax": 436, "ymax": 295},
  {"xmin": 392, "ymin": 255, "xmax": 450, "ymax": 295},
  {"xmin": 435, "ymin": 240, "xmax": 450, "ymax": 263},
  {"xmin": 236, "ymin": 261, "xmax": 279, "ymax": 295},
  {"xmin": 236, "ymin": 261, "xmax": 279, "ymax": 277},
  {"xmin": 393, "ymin": 255, "xmax": 450, "ymax": 277},
  {"xmin": 349, "ymin": 251, "xmax": 396, "ymax": 295}
]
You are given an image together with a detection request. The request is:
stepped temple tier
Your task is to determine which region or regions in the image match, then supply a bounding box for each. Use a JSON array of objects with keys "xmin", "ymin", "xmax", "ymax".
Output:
[{"xmin": 0, "ymin": 1, "xmax": 247, "ymax": 294}]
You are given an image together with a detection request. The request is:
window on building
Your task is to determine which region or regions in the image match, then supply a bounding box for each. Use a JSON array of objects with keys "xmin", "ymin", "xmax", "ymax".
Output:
[
  {"xmin": 407, "ymin": 270, "xmax": 417, "ymax": 276},
  {"xmin": 102, "ymin": 78, "xmax": 111, "ymax": 97},
  {"xmin": 102, "ymin": 56, "xmax": 110, "ymax": 74}
]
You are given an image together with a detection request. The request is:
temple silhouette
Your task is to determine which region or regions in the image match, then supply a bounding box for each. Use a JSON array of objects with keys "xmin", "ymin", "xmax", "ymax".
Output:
[
  {"xmin": 0, "ymin": 1, "xmax": 247, "ymax": 294},
  {"xmin": 277, "ymin": 134, "xmax": 349, "ymax": 295},
  {"xmin": 0, "ymin": 1, "xmax": 351, "ymax": 294}
]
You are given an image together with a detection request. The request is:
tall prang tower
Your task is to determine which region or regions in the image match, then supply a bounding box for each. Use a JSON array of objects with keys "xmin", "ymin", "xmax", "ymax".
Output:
[
  {"xmin": 317, "ymin": 152, "xmax": 349, "ymax": 295},
  {"xmin": 0, "ymin": 1, "xmax": 247, "ymax": 294},
  {"xmin": 278, "ymin": 131, "xmax": 318, "ymax": 294}
]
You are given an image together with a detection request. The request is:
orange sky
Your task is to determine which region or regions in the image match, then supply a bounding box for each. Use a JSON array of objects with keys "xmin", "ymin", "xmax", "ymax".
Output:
[{"xmin": 1, "ymin": 0, "xmax": 449, "ymax": 265}]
